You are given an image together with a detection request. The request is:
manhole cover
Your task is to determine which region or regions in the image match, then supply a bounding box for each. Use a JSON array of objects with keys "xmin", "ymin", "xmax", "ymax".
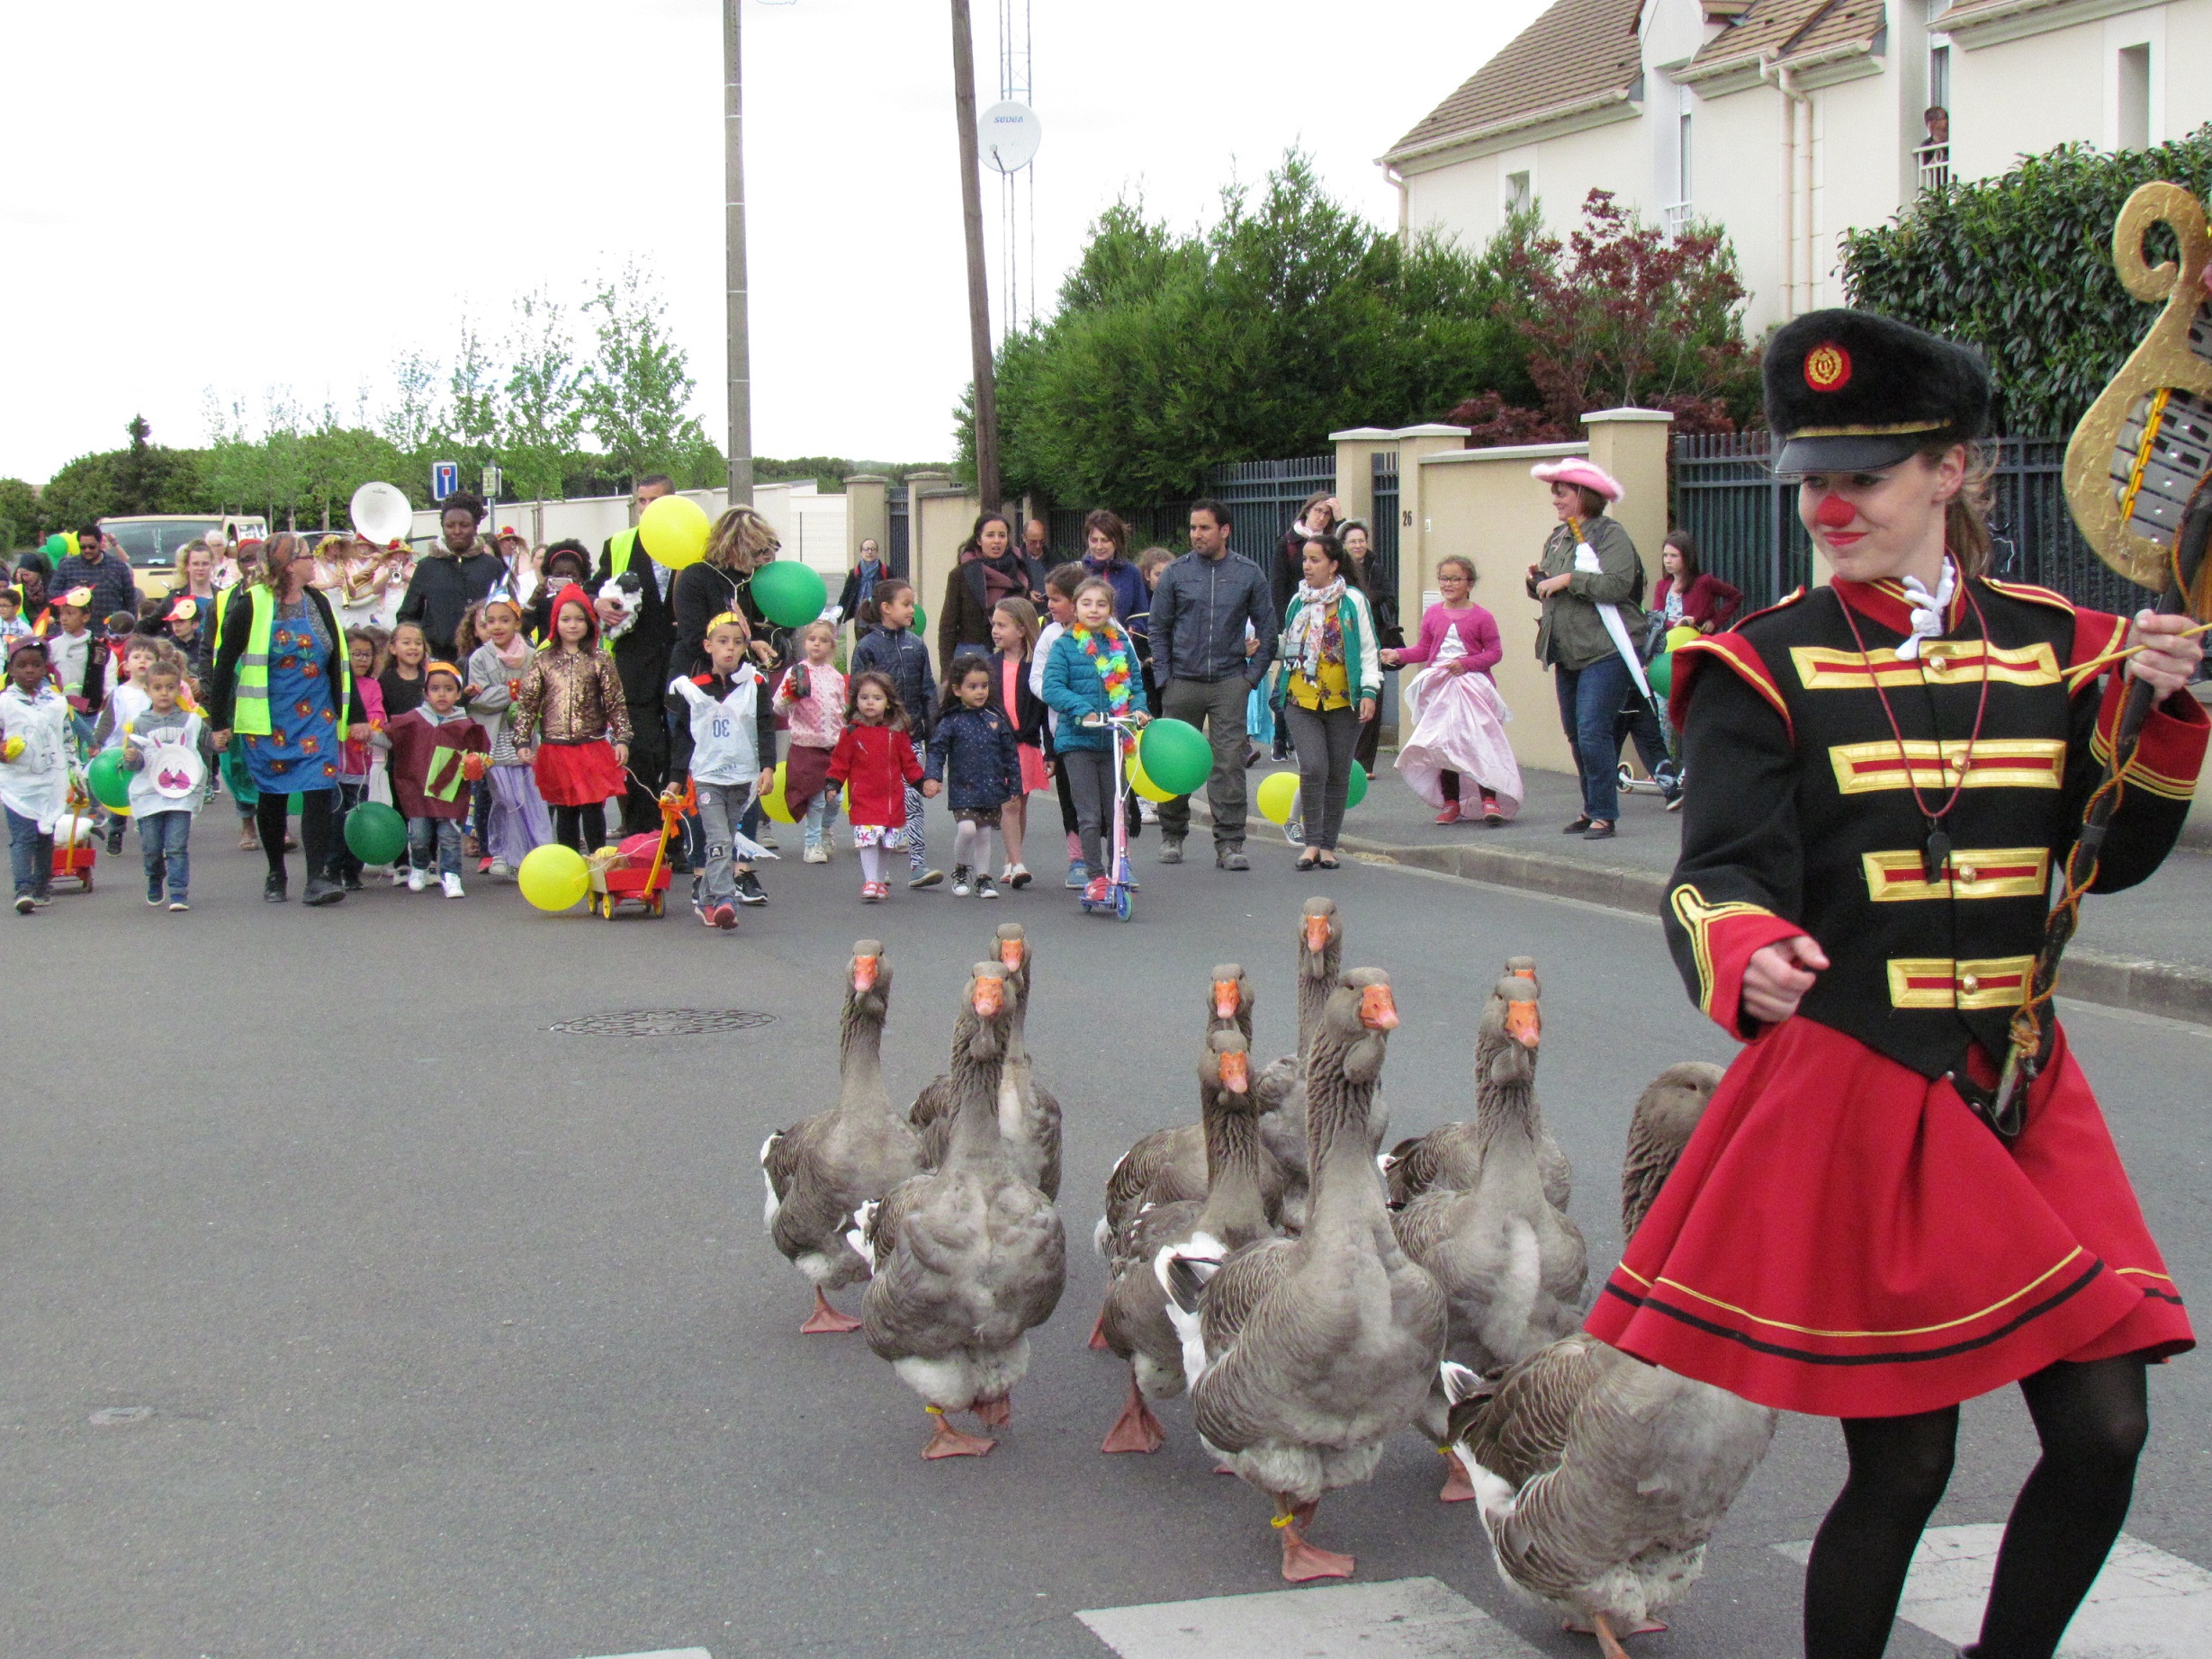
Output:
[
  {"xmin": 89, "ymin": 1406, "xmax": 155, "ymax": 1426},
  {"xmin": 551, "ymin": 1009, "xmax": 778, "ymax": 1037}
]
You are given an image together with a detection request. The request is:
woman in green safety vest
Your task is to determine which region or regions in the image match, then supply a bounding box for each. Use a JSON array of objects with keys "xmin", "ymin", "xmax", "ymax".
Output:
[{"xmin": 209, "ymin": 531, "xmax": 364, "ymax": 907}]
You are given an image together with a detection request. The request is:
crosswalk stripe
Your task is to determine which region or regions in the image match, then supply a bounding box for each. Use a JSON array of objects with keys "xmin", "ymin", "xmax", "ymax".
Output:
[
  {"xmin": 1775, "ymin": 1525, "xmax": 2212, "ymax": 1655},
  {"xmin": 1076, "ymin": 1575, "xmax": 1543, "ymax": 1658}
]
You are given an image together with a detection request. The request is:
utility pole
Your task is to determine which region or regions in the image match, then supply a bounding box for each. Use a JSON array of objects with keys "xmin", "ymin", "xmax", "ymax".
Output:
[
  {"xmin": 949, "ymin": 0, "xmax": 999, "ymax": 511},
  {"xmin": 724, "ymin": 0, "xmax": 755, "ymax": 506}
]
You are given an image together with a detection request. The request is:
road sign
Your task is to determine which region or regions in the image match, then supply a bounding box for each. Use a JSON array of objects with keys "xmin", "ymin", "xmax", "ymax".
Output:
[
  {"xmin": 481, "ymin": 462, "xmax": 503, "ymax": 504},
  {"xmin": 432, "ymin": 462, "xmax": 459, "ymax": 502}
]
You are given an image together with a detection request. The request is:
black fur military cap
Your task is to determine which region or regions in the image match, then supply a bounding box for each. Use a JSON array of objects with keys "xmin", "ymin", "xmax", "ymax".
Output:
[{"xmin": 1764, "ymin": 309, "xmax": 1990, "ymax": 475}]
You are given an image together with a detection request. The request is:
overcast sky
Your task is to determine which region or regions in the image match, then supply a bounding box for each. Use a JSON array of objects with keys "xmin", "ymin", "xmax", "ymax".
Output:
[{"xmin": 3, "ymin": 0, "xmax": 1546, "ymax": 484}]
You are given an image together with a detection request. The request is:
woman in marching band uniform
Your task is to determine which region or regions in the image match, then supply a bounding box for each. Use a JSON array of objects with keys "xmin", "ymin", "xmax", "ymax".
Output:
[{"xmin": 1585, "ymin": 310, "xmax": 2205, "ymax": 1659}]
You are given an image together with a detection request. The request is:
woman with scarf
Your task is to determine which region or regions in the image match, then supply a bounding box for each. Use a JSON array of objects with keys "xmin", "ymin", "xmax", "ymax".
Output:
[
  {"xmin": 1039, "ymin": 575, "xmax": 1149, "ymax": 910},
  {"xmin": 1273, "ymin": 532, "xmax": 1380, "ymax": 870},
  {"xmin": 939, "ymin": 512, "xmax": 1044, "ymax": 668}
]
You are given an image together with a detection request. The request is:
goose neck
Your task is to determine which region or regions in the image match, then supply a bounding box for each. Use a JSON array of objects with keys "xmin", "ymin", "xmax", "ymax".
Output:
[
  {"xmin": 836, "ymin": 996, "xmax": 888, "ymax": 1118},
  {"xmin": 1303, "ymin": 1031, "xmax": 1387, "ymax": 1231},
  {"xmin": 947, "ymin": 1027, "xmax": 1012, "ymax": 1165},
  {"xmin": 1198, "ymin": 1094, "xmax": 1271, "ymax": 1245}
]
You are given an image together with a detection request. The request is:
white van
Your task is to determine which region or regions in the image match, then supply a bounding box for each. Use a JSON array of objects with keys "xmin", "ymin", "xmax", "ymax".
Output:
[{"xmin": 99, "ymin": 514, "xmax": 270, "ymax": 596}]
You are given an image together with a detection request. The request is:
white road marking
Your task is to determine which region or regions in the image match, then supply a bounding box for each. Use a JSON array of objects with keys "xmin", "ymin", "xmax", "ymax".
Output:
[
  {"xmin": 1076, "ymin": 1575, "xmax": 1543, "ymax": 1658},
  {"xmin": 579, "ymin": 1650, "xmax": 710, "ymax": 1659},
  {"xmin": 1776, "ymin": 1524, "xmax": 2212, "ymax": 1655}
]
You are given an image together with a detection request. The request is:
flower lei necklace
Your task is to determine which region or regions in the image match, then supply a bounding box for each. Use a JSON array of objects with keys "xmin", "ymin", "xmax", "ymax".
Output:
[{"xmin": 1074, "ymin": 623, "xmax": 1137, "ymax": 749}]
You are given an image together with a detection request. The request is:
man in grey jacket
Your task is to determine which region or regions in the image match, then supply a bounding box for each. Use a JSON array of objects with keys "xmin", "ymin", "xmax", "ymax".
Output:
[{"xmin": 1148, "ymin": 498, "xmax": 1275, "ymax": 869}]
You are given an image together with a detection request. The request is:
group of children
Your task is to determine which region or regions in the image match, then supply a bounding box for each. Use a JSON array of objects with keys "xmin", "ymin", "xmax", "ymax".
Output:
[{"xmin": 1, "ymin": 551, "xmax": 1169, "ymax": 924}]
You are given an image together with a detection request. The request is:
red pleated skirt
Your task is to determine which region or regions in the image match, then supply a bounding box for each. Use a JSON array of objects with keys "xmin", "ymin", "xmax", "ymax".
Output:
[
  {"xmin": 1584, "ymin": 1017, "xmax": 2190, "ymax": 1418},
  {"xmin": 532, "ymin": 739, "xmax": 625, "ymax": 807}
]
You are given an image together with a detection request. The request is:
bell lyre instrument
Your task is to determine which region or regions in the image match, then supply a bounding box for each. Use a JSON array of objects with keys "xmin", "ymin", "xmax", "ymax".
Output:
[{"xmin": 1983, "ymin": 182, "xmax": 2212, "ymax": 1134}]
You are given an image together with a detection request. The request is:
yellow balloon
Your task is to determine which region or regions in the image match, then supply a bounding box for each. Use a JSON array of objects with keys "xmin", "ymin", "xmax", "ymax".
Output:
[
  {"xmin": 638, "ymin": 494, "xmax": 711, "ymax": 569},
  {"xmin": 1255, "ymin": 770, "xmax": 1300, "ymax": 826},
  {"xmin": 517, "ymin": 843, "xmax": 590, "ymax": 911},
  {"xmin": 760, "ymin": 763, "xmax": 798, "ymax": 824},
  {"xmin": 2, "ymin": 736, "xmax": 22, "ymax": 762},
  {"xmin": 1128, "ymin": 751, "xmax": 1174, "ymax": 803},
  {"xmin": 1665, "ymin": 623, "xmax": 1701, "ymax": 652}
]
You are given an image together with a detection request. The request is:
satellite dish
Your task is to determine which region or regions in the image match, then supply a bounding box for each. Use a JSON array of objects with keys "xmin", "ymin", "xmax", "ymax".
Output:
[
  {"xmin": 349, "ymin": 481, "xmax": 413, "ymax": 545},
  {"xmin": 980, "ymin": 101, "xmax": 1041, "ymax": 174}
]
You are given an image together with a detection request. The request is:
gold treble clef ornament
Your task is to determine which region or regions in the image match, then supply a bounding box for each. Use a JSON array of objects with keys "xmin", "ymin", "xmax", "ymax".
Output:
[{"xmin": 2063, "ymin": 180, "xmax": 2212, "ymax": 601}]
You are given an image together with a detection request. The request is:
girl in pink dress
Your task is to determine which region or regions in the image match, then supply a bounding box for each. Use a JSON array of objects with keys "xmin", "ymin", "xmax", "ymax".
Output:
[{"xmin": 1383, "ymin": 555, "xmax": 1523, "ymax": 825}]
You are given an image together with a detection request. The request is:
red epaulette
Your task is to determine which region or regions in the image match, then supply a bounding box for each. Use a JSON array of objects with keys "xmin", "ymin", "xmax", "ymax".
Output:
[{"xmin": 1670, "ymin": 620, "xmax": 1794, "ymax": 738}]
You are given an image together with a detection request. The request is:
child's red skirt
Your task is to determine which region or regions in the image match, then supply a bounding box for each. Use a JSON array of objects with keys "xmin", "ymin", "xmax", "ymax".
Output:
[
  {"xmin": 532, "ymin": 739, "xmax": 625, "ymax": 807},
  {"xmin": 1584, "ymin": 1016, "xmax": 2190, "ymax": 1418}
]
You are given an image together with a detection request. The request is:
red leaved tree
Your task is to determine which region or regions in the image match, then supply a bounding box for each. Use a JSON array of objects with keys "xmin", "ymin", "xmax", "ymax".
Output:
[{"xmin": 1451, "ymin": 191, "xmax": 1757, "ymax": 444}]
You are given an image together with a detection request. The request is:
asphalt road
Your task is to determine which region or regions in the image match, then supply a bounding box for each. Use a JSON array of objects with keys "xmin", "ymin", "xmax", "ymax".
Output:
[{"xmin": 4, "ymin": 824, "xmax": 2208, "ymax": 1658}]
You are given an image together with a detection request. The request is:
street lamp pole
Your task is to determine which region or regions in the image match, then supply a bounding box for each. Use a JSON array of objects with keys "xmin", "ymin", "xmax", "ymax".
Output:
[
  {"xmin": 949, "ymin": 0, "xmax": 999, "ymax": 512},
  {"xmin": 724, "ymin": 0, "xmax": 755, "ymax": 507}
]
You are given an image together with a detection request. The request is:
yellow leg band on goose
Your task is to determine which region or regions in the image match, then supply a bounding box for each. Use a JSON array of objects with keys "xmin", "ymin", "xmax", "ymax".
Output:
[{"xmin": 1271, "ymin": 1513, "xmax": 1293, "ymax": 1529}]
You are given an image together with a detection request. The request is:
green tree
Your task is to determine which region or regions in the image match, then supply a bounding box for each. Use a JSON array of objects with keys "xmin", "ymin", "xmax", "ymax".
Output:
[
  {"xmin": 499, "ymin": 288, "xmax": 586, "ymax": 502},
  {"xmin": 380, "ymin": 350, "xmax": 444, "ymax": 504},
  {"xmin": 0, "ymin": 477, "xmax": 40, "ymax": 549},
  {"xmin": 447, "ymin": 318, "xmax": 501, "ymax": 471},
  {"xmin": 1840, "ymin": 127, "xmax": 2212, "ymax": 435},
  {"xmin": 580, "ymin": 261, "xmax": 708, "ymax": 485},
  {"xmin": 958, "ymin": 151, "xmax": 1544, "ymax": 503},
  {"xmin": 37, "ymin": 416, "xmax": 203, "ymax": 529}
]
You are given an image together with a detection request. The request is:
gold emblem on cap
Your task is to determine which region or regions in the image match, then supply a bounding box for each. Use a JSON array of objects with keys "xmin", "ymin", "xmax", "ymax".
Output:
[{"xmin": 1804, "ymin": 343, "xmax": 1852, "ymax": 392}]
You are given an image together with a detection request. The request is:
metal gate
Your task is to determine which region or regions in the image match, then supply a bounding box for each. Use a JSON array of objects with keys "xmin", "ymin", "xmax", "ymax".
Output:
[
  {"xmin": 1209, "ymin": 454, "xmax": 1337, "ymax": 564},
  {"xmin": 886, "ymin": 488, "xmax": 909, "ymax": 580},
  {"xmin": 1370, "ymin": 451, "xmax": 1400, "ymax": 600}
]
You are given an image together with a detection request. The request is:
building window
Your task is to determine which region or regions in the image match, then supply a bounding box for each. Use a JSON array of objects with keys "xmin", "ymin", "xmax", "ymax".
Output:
[
  {"xmin": 2118, "ymin": 43, "xmax": 2151, "ymax": 149},
  {"xmin": 1505, "ymin": 171, "xmax": 1531, "ymax": 217}
]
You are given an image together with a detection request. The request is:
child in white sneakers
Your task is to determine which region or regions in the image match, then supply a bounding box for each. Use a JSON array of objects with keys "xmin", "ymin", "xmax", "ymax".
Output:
[
  {"xmin": 668, "ymin": 612, "xmax": 777, "ymax": 930},
  {"xmin": 117, "ymin": 660, "xmax": 211, "ymax": 910},
  {"xmin": 775, "ymin": 618, "xmax": 845, "ymax": 864},
  {"xmin": 387, "ymin": 661, "xmax": 490, "ymax": 896},
  {"xmin": 925, "ymin": 654, "xmax": 1021, "ymax": 899}
]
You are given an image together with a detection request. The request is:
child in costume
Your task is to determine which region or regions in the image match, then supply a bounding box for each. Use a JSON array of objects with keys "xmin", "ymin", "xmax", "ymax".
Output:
[
  {"xmin": 0, "ymin": 637, "xmax": 69, "ymax": 913},
  {"xmin": 386, "ymin": 661, "xmax": 490, "ymax": 897},
  {"xmin": 849, "ymin": 578, "xmax": 940, "ymax": 888},
  {"xmin": 1584, "ymin": 310, "xmax": 2208, "ymax": 1659},
  {"xmin": 1383, "ymin": 554, "xmax": 1520, "ymax": 826},
  {"xmin": 1040, "ymin": 576, "xmax": 1150, "ymax": 910},
  {"xmin": 463, "ymin": 595, "xmax": 551, "ymax": 878},
  {"xmin": 774, "ymin": 618, "xmax": 846, "ymax": 864},
  {"xmin": 986, "ymin": 596, "xmax": 1048, "ymax": 889},
  {"xmin": 510, "ymin": 583, "xmax": 630, "ymax": 856},
  {"xmin": 925, "ymin": 653, "xmax": 1021, "ymax": 899},
  {"xmin": 47, "ymin": 587, "xmax": 103, "ymax": 749},
  {"xmin": 1029, "ymin": 562, "xmax": 1089, "ymax": 886},
  {"xmin": 117, "ymin": 659, "xmax": 211, "ymax": 910},
  {"xmin": 668, "ymin": 612, "xmax": 778, "ymax": 930},
  {"xmin": 331, "ymin": 628, "xmax": 391, "ymax": 890},
  {"xmin": 824, "ymin": 670, "xmax": 924, "ymax": 903}
]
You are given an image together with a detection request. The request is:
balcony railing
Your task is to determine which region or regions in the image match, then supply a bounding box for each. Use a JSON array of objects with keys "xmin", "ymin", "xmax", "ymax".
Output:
[
  {"xmin": 1916, "ymin": 140, "xmax": 1952, "ymax": 195},
  {"xmin": 1662, "ymin": 200, "xmax": 1692, "ymax": 237}
]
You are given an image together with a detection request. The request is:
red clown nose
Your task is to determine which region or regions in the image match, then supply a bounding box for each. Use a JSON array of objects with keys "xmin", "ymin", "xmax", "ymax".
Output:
[{"xmin": 1814, "ymin": 493, "xmax": 1857, "ymax": 530}]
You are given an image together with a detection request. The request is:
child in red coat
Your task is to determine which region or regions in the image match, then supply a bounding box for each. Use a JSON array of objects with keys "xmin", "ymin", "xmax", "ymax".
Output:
[
  {"xmin": 824, "ymin": 670, "xmax": 925, "ymax": 902},
  {"xmin": 386, "ymin": 661, "xmax": 490, "ymax": 897}
]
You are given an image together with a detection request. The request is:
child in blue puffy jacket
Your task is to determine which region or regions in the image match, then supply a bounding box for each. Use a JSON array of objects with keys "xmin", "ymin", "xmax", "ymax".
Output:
[{"xmin": 925, "ymin": 653, "xmax": 1021, "ymax": 899}]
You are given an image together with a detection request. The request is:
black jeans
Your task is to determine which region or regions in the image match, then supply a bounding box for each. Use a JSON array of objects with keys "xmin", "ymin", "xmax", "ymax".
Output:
[
  {"xmin": 1282, "ymin": 701, "xmax": 1360, "ymax": 850},
  {"xmin": 256, "ymin": 788, "xmax": 336, "ymax": 883}
]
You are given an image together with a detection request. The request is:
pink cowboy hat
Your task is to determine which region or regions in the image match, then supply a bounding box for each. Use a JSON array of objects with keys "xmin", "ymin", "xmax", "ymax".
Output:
[{"xmin": 1529, "ymin": 457, "xmax": 1623, "ymax": 502}]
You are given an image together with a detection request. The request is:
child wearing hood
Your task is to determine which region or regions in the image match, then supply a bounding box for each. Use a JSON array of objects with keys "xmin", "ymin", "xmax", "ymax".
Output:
[
  {"xmin": 1, "ymin": 636, "xmax": 71, "ymax": 913},
  {"xmin": 510, "ymin": 582, "xmax": 631, "ymax": 855}
]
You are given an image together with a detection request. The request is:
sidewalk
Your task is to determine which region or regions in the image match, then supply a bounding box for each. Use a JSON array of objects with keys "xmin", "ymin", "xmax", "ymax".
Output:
[{"xmin": 1216, "ymin": 755, "xmax": 2212, "ymax": 1027}]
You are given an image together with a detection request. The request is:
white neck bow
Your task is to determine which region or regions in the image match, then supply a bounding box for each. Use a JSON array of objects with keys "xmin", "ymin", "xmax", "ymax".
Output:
[{"xmin": 1895, "ymin": 559, "xmax": 1956, "ymax": 661}]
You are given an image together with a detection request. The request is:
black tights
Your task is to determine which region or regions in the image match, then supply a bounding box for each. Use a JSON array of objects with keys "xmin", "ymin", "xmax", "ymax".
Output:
[
  {"xmin": 1805, "ymin": 1355, "xmax": 2148, "ymax": 1659},
  {"xmin": 553, "ymin": 803, "xmax": 607, "ymax": 856},
  {"xmin": 256, "ymin": 791, "xmax": 335, "ymax": 883}
]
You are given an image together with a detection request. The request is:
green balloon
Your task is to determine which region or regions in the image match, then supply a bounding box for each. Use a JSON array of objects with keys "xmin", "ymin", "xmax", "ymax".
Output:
[
  {"xmin": 1345, "ymin": 759, "xmax": 1369, "ymax": 809},
  {"xmin": 43, "ymin": 532, "xmax": 70, "ymax": 560},
  {"xmin": 911, "ymin": 602, "xmax": 926, "ymax": 632},
  {"xmin": 1139, "ymin": 718, "xmax": 1212, "ymax": 795},
  {"xmin": 1648, "ymin": 651, "xmax": 1673, "ymax": 699},
  {"xmin": 750, "ymin": 561, "xmax": 829, "ymax": 629},
  {"xmin": 86, "ymin": 749, "xmax": 131, "ymax": 811},
  {"xmin": 343, "ymin": 800, "xmax": 409, "ymax": 865}
]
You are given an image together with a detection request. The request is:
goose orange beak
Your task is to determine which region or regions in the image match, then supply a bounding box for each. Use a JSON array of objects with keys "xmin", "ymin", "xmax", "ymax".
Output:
[
  {"xmin": 1505, "ymin": 1000, "xmax": 1542, "ymax": 1048},
  {"xmin": 1212, "ymin": 978, "xmax": 1242, "ymax": 1020},
  {"xmin": 852, "ymin": 955, "xmax": 879, "ymax": 992},
  {"xmin": 1218, "ymin": 1051, "xmax": 1250, "ymax": 1092},
  {"xmin": 1510, "ymin": 964, "xmax": 1536, "ymax": 982},
  {"xmin": 1359, "ymin": 984, "xmax": 1399, "ymax": 1031},
  {"xmin": 972, "ymin": 977, "xmax": 1005, "ymax": 1018},
  {"xmin": 999, "ymin": 938, "xmax": 1026, "ymax": 969},
  {"xmin": 1304, "ymin": 914, "xmax": 1332, "ymax": 954}
]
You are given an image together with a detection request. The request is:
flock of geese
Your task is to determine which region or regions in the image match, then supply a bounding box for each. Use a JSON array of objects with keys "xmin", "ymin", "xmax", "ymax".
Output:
[{"xmin": 759, "ymin": 901, "xmax": 1777, "ymax": 1658}]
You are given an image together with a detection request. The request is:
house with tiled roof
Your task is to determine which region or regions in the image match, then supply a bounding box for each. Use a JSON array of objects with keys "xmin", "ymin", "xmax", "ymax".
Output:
[{"xmin": 1380, "ymin": 0, "xmax": 2210, "ymax": 332}]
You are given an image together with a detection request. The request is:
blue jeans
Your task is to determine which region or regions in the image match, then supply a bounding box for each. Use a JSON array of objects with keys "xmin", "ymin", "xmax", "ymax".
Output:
[
  {"xmin": 407, "ymin": 815, "xmax": 464, "ymax": 876},
  {"xmin": 1554, "ymin": 653, "xmax": 1634, "ymax": 822},
  {"xmin": 802, "ymin": 785, "xmax": 840, "ymax": 850},
  {"xmin": 6, "ymin": 806, "xmax": 52, "ymax": 899},
  {"xmin": 139, "ymin": 810, "xmax": 192, "ymax": 901}
]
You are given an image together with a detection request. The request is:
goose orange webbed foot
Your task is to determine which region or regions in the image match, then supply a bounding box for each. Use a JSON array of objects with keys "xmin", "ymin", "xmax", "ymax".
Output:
[
  {"xmin": 1438, "ymin": 1446, "xmax": 1479, "ymax": 1502},
  {"xmin": 921, "ymin": 1407, "xmax": 995, "ymax": 1459},
  {"xmin": 1274, "ymin": 1499, "xmax": 1354, "ymax": 1582},
  {"xmin": 1100, "ymin": 1375, "xmax": 1165, "ymax": 1453},
  {"xmin": 799, "ymin": 1289, "xmax": 863, "ymax": 1334},
  {"xmin": 971, "ymin": 1393, "xmax": 1011, "ymax": 1428},
  {"xmin": 1569, "ymin": 1611, "xmax": 1661, "ymax": 1659},
  {"xmin": 1086, "ymin": 1309, "xmax": 1111, "ymax": 1350}
]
